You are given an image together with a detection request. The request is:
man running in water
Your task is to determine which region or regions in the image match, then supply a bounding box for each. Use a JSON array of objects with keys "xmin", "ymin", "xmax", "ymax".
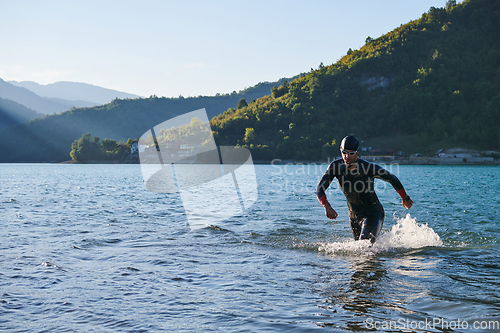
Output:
[{"xmin": 316, "ymin": 135, "xmax": 413, "ymax": 243}]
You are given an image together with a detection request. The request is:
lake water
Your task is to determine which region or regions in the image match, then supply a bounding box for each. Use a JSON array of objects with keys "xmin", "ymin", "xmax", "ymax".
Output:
[{"xmin": 1, "ymin": 163, "xmax": 499, "ymax": 332}]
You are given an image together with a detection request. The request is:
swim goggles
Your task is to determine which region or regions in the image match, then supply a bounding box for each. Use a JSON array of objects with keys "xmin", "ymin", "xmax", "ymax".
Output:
[{"xmin": 340, "ymin": 149, "xmax": 357, "ymax": 156}]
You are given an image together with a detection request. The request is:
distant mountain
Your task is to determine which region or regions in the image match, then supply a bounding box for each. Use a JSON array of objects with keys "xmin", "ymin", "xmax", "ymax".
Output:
[
  {"xmin": 0, "ymin": 78, "xmax": 97, "ymax": 115},
  {"xmin": 0, "ymin": 97, "xmax": 44, "ymax": 130},
  {"xmin": 8, "ymin": 80, "xmax": 142, "ymax": 105},
  {"xmin": 0, "ymin": 77, "xmax": 296, "ymax": 162},
  {"xmin": 43, "ymin": 97, "xmax": 98, "ymax": 109}
]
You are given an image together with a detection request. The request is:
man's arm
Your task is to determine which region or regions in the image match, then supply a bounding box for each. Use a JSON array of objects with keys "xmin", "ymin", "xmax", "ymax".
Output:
[
  {"xmin": 373, "ymin": 163, "xmax": 414, "ymax": 209},
  {"xmin": 316, "ymin": 162, "xmax": 339, "ymax": 219},
  {"xmin": 318, "ymin": 194, "xmax": 338, "ymax": 219},
  {"xmin": 396, "ymin": 188, "xmax": 414, "ymax": 209}
]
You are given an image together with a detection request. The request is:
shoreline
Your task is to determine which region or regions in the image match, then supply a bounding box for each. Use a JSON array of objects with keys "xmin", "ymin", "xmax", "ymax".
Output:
[
  {"xmin": 2, "ymin": 158, "xmax": 499, "ymax": 166},
  {"xmin": 2, "ymin": 157, "xmax": 499, "ymax": 165},
  {"xmin": 57, "ymin": 158, "xmax": 500, "ymax": 165},
  {"xmin": 262, "ymin": 157, "xmax": 500, "ymax": 166},
  {"xmin": 5, "ymin": 154, "xmax": 500, "ymax": 166}
]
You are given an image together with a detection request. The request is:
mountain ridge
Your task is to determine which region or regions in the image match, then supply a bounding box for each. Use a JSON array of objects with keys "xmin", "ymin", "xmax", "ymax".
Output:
[
  {"xmin": 0, "ymin": 97, "xmax": 44, "ymax": 130},
  {"xmin": 0, "ymin": 76, "xmax": 296, "ymax": 162},
  {"xmin": 0, "ymin": 78, "xmax": 81, "ymax": 115},
  {"xmin": 8, "ymin": 80, "xmax": 142, "ymax": 105}
]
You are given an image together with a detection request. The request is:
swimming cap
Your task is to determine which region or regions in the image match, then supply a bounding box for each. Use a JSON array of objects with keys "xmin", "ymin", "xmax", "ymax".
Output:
[{"xmin": 340, "ymin": 135, "xmax": 359, "ymax": 151}]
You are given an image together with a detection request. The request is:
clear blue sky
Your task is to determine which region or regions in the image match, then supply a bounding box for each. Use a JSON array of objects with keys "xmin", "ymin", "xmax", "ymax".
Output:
[{"xmin": 1, "ymin": 0, "xmax": 450, "ymax": 98}]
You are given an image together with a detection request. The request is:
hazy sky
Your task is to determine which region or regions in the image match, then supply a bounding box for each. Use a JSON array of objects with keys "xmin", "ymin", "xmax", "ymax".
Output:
[{"xmin": 1, "ymin": 0, "xmax": 450, "ymax": 98}]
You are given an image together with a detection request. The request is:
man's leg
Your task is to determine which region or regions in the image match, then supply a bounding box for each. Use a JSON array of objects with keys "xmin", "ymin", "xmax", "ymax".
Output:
[
  {"xmin": 359, "ymin": 207, "xmax": 385, "ymax": 243},
  {"xmin": 350, "ymin": 217, "xmax": 362, "ymax": 240}
]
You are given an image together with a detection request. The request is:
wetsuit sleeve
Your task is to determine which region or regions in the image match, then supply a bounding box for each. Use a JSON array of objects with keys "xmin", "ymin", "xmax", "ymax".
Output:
[
  {"xmin": 315, "ymin": 163, "xmax": 336, "ymax": 207},
  {"xmin": 396, "ymin": 188, "xmax": 409, "ymax": 199},
  {"xmin": 372, "ymin": 163, "xmax": 407, "ymax": 197}
]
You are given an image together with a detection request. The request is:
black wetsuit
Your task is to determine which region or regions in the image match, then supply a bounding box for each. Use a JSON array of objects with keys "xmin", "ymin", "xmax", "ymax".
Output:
[{"xmin": 316, "ymin": 158, "xmax": 404, "ymax": 242}]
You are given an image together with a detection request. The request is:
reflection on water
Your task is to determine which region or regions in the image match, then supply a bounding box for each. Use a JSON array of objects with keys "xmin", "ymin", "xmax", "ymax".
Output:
[
  {"xmin": 312, "ymin": 249, "xmax": 500, "ymax": 332},
  {"xmin": 313, "ymin": 258, "xmax": 391, "ymax": 330}
]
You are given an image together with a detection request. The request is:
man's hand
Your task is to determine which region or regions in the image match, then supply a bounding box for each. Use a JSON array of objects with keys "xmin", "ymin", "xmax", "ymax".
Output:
[
  {"xmin": 402, "ymin": 198, "xmax": 413, "ymax": 209},
  {"xmin": 325, "ymin": 204, "xmax": 338, "ymax": 220}
]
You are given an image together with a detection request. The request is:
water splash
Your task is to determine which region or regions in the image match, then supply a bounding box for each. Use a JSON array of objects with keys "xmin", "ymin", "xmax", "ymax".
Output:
[
  {"xmin": 376, "ymin": 213, "xmax": 443, "ymax": 250},
  {"xmin": 319, "ymin": 214, "xmax": 442, "ymax": 256}
]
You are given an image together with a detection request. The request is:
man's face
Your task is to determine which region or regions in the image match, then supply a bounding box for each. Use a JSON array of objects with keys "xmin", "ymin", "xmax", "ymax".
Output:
[{"xmin": 341, "ymin": 148, "xmax": 358, "ymax": 165}]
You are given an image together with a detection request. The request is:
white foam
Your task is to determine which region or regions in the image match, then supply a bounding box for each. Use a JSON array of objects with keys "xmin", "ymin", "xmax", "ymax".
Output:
[{"xmin": 319, "ymin": 214, "xmax": 443, "ymax": 256}]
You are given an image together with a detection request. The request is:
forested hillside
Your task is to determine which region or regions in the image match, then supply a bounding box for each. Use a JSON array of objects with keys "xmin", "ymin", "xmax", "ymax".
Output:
[
  {"xmin": 0, "ymin": 78, "xmax": 294, "ymax": 162},
  {"xmin": 2, "ymin": 0, "xmax": 499, "ymax": 163},
  {"xmin": 211, "ymin": 0, "xmax": 500, "ymax": 160},
  {"xmin": 0, "ymin": 98, "xmax": 44, "ymax": 130}
]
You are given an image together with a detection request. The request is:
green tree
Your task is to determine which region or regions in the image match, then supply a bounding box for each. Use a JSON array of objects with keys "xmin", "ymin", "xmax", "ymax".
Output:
[
  {"xmin": 70, "ymin": 133, "xmax": 101, "ymax": 161},
  {"xmin": 321, "ymin": 140, "xmax": 337, "ymax": 159},
  {"xmin": 271, "ymin": 81, "xmax": 289, "ymax": 98},
  {"xmin": 244, "ymin": 127, "xmax": 255, "ymax": 144},
  {"xmin": 101, "ymin": 138, "xmax": 119, "ymax": 152},
  {"xmin": 446, "ymin": 0, "xmax": 457, "ymax": 11},
  {"xmin": 236, "ymin": 98, "xmax": 248, "ymax": 109}
]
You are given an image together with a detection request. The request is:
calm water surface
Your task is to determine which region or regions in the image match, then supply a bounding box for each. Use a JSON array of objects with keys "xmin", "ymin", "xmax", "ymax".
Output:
[{"xmin": 0, "ymin": 163, "xmax": 499, "ymax": 332}]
